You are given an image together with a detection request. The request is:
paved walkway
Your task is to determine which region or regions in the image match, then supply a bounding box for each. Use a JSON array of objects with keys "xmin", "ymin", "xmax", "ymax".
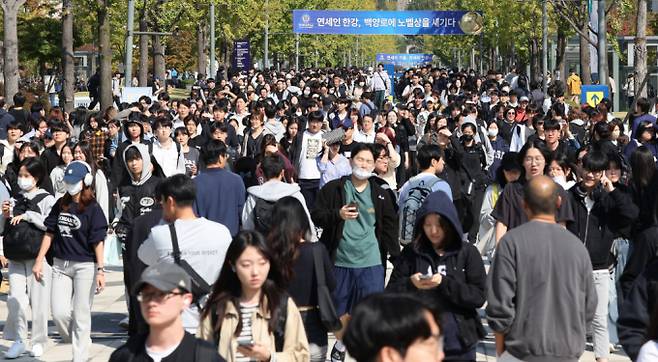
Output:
[{"xmin": 0, "ymin": 268, "xmax": 631, "ymax": 361}]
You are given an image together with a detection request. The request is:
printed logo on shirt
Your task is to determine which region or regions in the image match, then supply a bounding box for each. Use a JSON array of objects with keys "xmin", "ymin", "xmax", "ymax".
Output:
[
  {"xmin": 437, "ymin": 264, "xmax": 447, "ymax": 276},
  {"xmin": 305, "ymin": 138, "xmax": 322, "ymax": 159},
  {"xmin": 140, "ymin": 197, "xmax": 155, "ymax": 207},
  {"xmin": 58, "ymin": 213, "xmax": 82, "ymax": 238}
]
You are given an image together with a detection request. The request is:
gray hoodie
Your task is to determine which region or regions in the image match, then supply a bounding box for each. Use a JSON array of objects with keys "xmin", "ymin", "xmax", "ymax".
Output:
[
  {"xmin": 263, "ymin": 119, "xmax": 286, "ymax": 143},
  {"xmin": 123, "ymin": 143, "xmax": 153, "ymax": 186},
  {"xmin": 241, "ymin": 180, "xmax": 317, "ymax": 241}
]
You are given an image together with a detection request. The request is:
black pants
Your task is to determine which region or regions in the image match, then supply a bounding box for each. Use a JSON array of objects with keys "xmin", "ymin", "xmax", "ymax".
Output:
[{"xmin": 299, "ymin": 178, "xmax": 320, "ymax": 211}]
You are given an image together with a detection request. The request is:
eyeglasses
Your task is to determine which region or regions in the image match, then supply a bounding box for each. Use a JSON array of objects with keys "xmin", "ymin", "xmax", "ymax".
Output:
[
  {"xmin": 137, "ymin": 290, "xmax": 185, "ymax": 303},
  {"xmin": 507, "ymin": 112, "xmax": 516, "ymax": 115}
]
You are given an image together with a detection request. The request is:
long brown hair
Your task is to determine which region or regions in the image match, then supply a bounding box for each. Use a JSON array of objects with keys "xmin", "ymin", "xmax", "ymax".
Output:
[{"xmin": 59, "ymin": 184, "xmax": 96, "ymax": 213}]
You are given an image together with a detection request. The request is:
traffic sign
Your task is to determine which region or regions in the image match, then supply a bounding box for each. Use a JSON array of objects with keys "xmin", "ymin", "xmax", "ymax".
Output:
[{"xmin": 581, "ymin": 85, "xmax": 609, "ymax": 107}]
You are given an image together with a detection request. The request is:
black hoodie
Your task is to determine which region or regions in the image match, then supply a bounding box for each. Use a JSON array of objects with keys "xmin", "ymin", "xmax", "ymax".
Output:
[{"xmin": 387, "ymin": 191, "xmax": 486, "ymax": 358}]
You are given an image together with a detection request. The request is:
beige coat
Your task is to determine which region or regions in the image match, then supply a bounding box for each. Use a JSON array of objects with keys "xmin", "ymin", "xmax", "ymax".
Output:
[{"xmin": 198, "ymin": 296, "xmax": 309, "ymax": 362}]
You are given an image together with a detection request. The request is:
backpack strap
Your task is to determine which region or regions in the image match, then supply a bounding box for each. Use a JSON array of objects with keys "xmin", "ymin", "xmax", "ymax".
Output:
[{"xmin": 168, "ymin": 223, "xmax": 182, "ymax": 264}]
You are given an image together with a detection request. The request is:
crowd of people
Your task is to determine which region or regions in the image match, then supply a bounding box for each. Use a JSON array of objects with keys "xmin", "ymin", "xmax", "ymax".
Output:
[{"xmin": 0, "ymin": 62, "xmax": 656, "ymax": 362}]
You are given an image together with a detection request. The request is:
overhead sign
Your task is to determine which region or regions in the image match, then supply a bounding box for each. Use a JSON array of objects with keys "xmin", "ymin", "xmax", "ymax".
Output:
[
  {"xmin": 377, "ymin": 53, "xmax": 434, "ymax": 65},
  {"xmin": 232, "ymin": 40, "xmax": 251, "ymax": 71},
  {"xmin": 293, "ymin": 10, "xmax": 483, "ymax": 35},
  {"xmin": 581, "ymin": 85, "xmax": 609, "ymax": 107},
  {"xmin": 121, "ymin": 87, "xmax": 153, "ymax": 104}
]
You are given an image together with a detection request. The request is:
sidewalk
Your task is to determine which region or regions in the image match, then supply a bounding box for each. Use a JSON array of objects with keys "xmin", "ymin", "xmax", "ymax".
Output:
[{"xmin": 0, "ymin": 268, "xmax": 631, "ymax": 361}]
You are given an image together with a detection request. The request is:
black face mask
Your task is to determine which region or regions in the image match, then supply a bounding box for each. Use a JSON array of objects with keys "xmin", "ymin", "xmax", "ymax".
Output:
[{"xmin": 462, "ymin": 134, "xmax": 474, "ymax": 143}]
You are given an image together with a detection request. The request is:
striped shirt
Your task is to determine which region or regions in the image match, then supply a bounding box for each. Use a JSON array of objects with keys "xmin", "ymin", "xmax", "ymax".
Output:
[{"xmin": 236, "ymin": 303, "xmax": 259, "ymax": 362}]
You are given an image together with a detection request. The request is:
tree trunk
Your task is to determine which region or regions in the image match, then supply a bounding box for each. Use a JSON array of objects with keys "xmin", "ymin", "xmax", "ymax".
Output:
[
  {"xmin": 97, "ymin": 1, "xmax": 113, "ymax": 110},
  {"xmin": 138, "ymin": 6, "xmax": 148, "ymax": 87},
  {"xmin": 556, "ymin": 25, "xmax": 567, "ymax": 83},
  {"xmin": 580, "ymin": 22, "xmax": 592, "ymax": 85},
  {"xmin": 152, "ymin": 34, "xmax": 166, "ymax": 81},
  {"xmin": 197, "ymin": 23, "xmax": 207, "ymax": 77},
  {"xmin": 62, "ymin": 0, "xmax": 75, "ymax": 112},
  {"xmin": 635, "ymin": 0, "xmax": 648, "ymax": 98},
  {"xmin": 2, "ymin": 0, "xmax": 26, "ymax": 104},
  {"xmin": 530, "ymin": 38, "xmax": 540, "ymax": 82}
]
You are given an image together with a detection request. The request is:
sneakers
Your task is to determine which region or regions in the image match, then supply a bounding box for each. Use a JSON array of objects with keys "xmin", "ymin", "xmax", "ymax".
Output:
[
  {"xmin": 330, "ymin": 342, "xmax": 346, "ymax": 362},
  {"xmin": 30, "ymin": 344, "xmax": 43, "ymax": 357},
  {"xmin": 4, "ymin": 340, "xmax": 25, "ymax": 359}
]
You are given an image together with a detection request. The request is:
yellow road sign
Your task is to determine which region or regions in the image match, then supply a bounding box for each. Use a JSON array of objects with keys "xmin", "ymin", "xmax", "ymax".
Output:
[{"xmin": 586, "ymin": 91, "xmax": 604, "ymax": 107}]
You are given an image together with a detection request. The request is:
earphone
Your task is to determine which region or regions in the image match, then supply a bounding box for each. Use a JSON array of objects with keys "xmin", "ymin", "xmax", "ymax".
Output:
[{"xmin": 70, "ymin": 160, "xmax": 94, "ymax": 186}]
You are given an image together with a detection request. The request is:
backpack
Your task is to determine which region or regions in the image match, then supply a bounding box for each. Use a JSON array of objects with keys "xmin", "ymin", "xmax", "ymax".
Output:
[
  {"xmin": 253, "ymin": 197, "xmax": 276, "ymax": 233},
  {"xmin": 399, "ymin": 177, "xmax": 440, "ymax": 245},
  {"xmin": 3, "ymin": 193, "xmax": 50, "ymax": 260}
]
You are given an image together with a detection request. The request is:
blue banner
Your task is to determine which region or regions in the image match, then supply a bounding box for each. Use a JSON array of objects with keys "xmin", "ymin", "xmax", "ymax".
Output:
[
  {"xmin": 293, "ymin": 10, "xmax": 483, "ymax": 35},
  {"xmin": 376, "ymin": 53, "xmax": 434, "ymax": 65},
  {"xmin": 232, "ymin": 40, "xmax": 251, "ymax": 71}
]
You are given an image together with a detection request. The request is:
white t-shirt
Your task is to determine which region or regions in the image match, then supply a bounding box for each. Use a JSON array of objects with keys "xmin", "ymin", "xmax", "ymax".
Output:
[
  {"xmin": 145, "ymin": 341, "xmax": 181, "ymax": 362},
  {"xmin": 151, "ymin": 139, "xmax": 186, "ymax": 177},
  {"xmin": 138, "ymin": 217, "xmax": 232, "ymax": 333},
  {"xmin": 298, "ymin": 130, "xmax": 324, "ymax": 180}
]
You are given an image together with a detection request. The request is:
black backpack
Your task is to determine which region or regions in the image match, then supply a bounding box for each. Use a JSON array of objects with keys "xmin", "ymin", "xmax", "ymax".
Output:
[
  {"xmin": 253, "ymin": 197, "xmax": 276, "ymax": 233},
  {"xmin": 3, "ymin": 193, "xmax": 50, "ymax": 260}
]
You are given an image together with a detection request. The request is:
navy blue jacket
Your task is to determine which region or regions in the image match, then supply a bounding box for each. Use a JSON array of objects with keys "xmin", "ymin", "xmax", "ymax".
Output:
[
  {"xmin": 387, "ymin": 191, "xmax": 486, "ymax": 357},
  {"xmin": 193, "ymin": 167, "xmax": 245, "ymax": 236}
]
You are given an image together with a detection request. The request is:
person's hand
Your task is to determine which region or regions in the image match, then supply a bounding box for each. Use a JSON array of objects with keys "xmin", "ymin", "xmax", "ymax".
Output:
[
  {"xmin": 601, "ymin": 174, "xmax": 615, "ymax": 192},
  {"xmin": 2, "ymin": 201, "xmax": 10, "ymax": 218},
  {"xmin": 404, "ymin": 157, "xmax": 410, "ymax": 170},
  {"xmin": 339, "ymin": 204, "xmax": 359, "ymax": 221},
  {"xmin": 32, "ymin": 260, "xmax": 43, "ymax": 282},
  {"xmin": 9, "ymin": 214, "xmax": 24, "ymax": 226},
  {"xmin": 375, "ymin": 132, "xmax": 390, "ymax": 145},
  {"xmin": 95, "ymin": 272, "xmax": 105, "ymax": 294},
  {"xmin": 237, "ymin": 342, "xmax": 271, "ymax": 361},
  {"xmin": 410, "ymin": 273, "xmax": 442, "ymax": 290},
  {"xmin": 0, "ymin": 256, "xmax": 8, "ymax": 268}
]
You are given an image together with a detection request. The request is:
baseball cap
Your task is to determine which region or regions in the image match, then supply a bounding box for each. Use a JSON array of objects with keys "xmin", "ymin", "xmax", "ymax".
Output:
[
  {"xmin": 519, "ymin": 96, "xmax": 530, "ymax": 103},
  {"xmin": 63, "ymin": 161, "xmax": 91, "ymax": 185},
  {"xmin": 132, "ymin": 262, "xmax": 192, "ymax": 296}
]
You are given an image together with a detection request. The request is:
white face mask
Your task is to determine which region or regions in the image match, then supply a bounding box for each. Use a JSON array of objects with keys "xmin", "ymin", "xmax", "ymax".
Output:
[
  {"xmin": 65, "ymin": 181, "xmax": 83, "ymax": 196},
  {"xmin": 17, "ymin": 177, "xmax": 35, "ymax": 192},
  {"xmin": 352, "ymin": 165, "xmax": 373, "ymax": 180},
  {"xmin": 552, "ymin": 175, "xmax": 567, "ymax": 188},
  {"xmin": 303, "ymin": 90, "xmax": 311, "ymax": 96},
  {"xmin": 488, "ymin": 128, "xmax": 499, "ymax": 137}
]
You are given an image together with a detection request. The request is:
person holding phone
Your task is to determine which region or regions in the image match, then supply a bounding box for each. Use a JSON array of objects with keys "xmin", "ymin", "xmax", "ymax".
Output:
[
  {"xmin": 387, "ymin": 190, "xmax": 486, "ymax": 361},
  {"xmin": 198, "ymin": 230, "xmax": 309, "ymax": 362},
  {"xmin": 32, "ymin": 161, "xmax": 108, "ymax": 362}
]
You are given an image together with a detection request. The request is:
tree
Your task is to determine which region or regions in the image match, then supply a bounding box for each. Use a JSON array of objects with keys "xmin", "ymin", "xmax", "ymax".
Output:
[
  {"xmin": 62, "ymin": 0, "xmax": 75, "ymax": 112},
  {"xmin": 96, "ymin": 0, "xmax": 113, "ymax": 110},
  {"xmin": 635, "ymin": 0, "xmax": 648, "ymax": 98},
  {"xmin": 138, "ymin": 0, "xmax": 149, "ymax": 86},
  {"xmin": 2, "ymin": 0, "xmax": 27, "ymax": 103}
]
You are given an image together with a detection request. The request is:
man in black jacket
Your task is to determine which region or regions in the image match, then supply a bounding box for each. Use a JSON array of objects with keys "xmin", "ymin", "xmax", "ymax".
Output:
[
  {"xmin": 567, "ymin": 151, "xmax": 639, "ymax": 362},
  {"xmin": 109, "ymin": 262, "xmax": 223, "ymax": 362},
  {"xmin": 311, "ymin": 143, "xmax": 399, "ymax": 362}
]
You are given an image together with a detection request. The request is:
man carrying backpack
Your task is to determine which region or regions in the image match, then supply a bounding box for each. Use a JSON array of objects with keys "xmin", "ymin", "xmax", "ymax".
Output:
[
  {"xmin": 397, "ymin": 144, "xmax": 453, "ymax": 245},
  {"xmin": 241, "ymin": 154, "xmax": 316, "ymax": 239}
]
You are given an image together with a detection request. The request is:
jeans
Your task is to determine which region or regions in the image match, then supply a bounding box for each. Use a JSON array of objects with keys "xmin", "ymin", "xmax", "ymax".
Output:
[
  {"xmin": 300, "ymin": 310, "xmax": 327, "ymax": 362},
  {"xmin": 333, "ymin": 265, "xmax": 385, "ymax": 316},
  {"xmin": 374, "ymin": 90, "xmax": 385, "ymax": 110},
  {"xmin": 299, "ymin": 179, "xmax": 320, "ymax": 211},
  {"xmin": 51, "ymin": 258, "xmax": 97, "ymax": 362},
  {"xmin": 3, "ymin": 259, "xmax": 51, "ymax": 345},
  {"xmin": 592, "ymin": 269, "xmax": 610, "ymax": 359}
]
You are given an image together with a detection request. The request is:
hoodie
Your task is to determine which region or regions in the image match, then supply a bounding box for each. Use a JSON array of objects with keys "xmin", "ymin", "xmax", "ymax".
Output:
[
  {"xmin": 387, "ymin": 191, "xmax": 486, "ymax": 358},
  {"xmin": 263, "ymin": 119, "xmax": 286, "ymax": 142},
  {"xmin": 124, "ymin": 144, "xmax": 153, "ymax": 186},
  {"xmin": 241, "ymin": 180, "xmax": 317, "ymax": 241}
]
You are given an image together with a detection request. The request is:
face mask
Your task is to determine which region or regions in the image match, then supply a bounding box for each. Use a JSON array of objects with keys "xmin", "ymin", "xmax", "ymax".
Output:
[
  {"xmin": 303, "ymin": 90, "xmax": 311, "ymax": 96},
  {"xmin": 488, "ymin": 128, "xmax": 498, "ymax": 137},
  {"xmin": 65, "ymin": 181, "xmax": 83, "ymax": 196},
  {"xmin": 359, "ymin": 82, "xmax": 365, "ymax": 87},
  {"xmin": 296, "ymin": 110, "xmax": 303, "ymax": 116},
  {"xmin": 17, "ymin": 177, "xmax": 34, "ymax": 192},
  {"xmin": 351, "ymin": 165, "xmax": 373, "ymax": 180},
  {"xmin": 462, "ymin": 134, "xmax": 474, "ymax": 142},
  {"xmin": 552, "ymin": 175, "xmax": 567, "ymax": 188}
]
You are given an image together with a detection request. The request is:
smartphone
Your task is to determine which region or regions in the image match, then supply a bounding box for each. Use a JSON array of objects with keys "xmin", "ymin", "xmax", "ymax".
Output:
[
  {"xmin": 419, "ymin": 273, "xmax": 433, "ymax": 280},
  {"xmin": 238, "ymin": 340, "xmax": 255, "ymax": 348},
  {"xmin": 347, "ymin": 202, "xmax": 358, "ymax": 210}
]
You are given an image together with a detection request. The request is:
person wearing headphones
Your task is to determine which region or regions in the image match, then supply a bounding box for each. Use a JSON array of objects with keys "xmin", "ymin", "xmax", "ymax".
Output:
[{"xmin": 32, "ymin": 160, "xmax": 108, "ymax": 362}]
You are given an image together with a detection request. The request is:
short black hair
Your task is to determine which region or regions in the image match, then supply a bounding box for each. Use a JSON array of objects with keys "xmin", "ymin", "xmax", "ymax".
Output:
[
  {"xmin": 124, "ymin": 146, "xmax": 143, "ymax": 162},
  {"xmin": 7, "ymin": 120, "xmax": 22, "ymax": 131},
  {"xmin": 344, "ymin": 293, "xmax": 438, "ymax": 362},
  {"xmin": 351, "ymin": 143, "xmax": 374, "ymax": 160},
  {"xmin": 50, "ymin": 121, "xmax": 70, "ymax": 134},
  {"xmin": 157, "ymin": 174, "xmax": 196, "ymax": 207},
  {"xmin": 209, "ymin": 121, "xmax": 228, "ymax": 134},
  {"xmin": 262, "ymin": 154, "xmax": 285, "ymax": 180},
  {"xmin": 174, "ymin": 127, "xmax": 189, "ymax": 138},
  {"xmin": 153, "ymin": 116, "xmax": 173, "ymax": 130},
  {"xmin": 19, "ymin": 157, "xmax": 46, "ymax": 185},
  {"xmin": 202, "ymin": 139, "xmax": 227, "ymax": 165},
  {"xmin": 637, "ymin": 97, "xmax": 651, "ymax": 114},
  {"xmin": 543, "ymin": 118, "xmax": 561, "ymax": 131},
  {"xmin": 264, "ymin": 103, "xmax": 277, "ymax": 119},
  {"xmin": 582, "ymin": 151, "xmax": 609, "ymax": 172},
  {"xmin": 416, "ymin": 144, "xmax": 443, "ymax": 170},
  {"xmin": 307, "ymin": 110, "xmax": 324, "ymax": 123},
  {"xmin": 13, "ymin": 92, "xmax": 25, "ymax": 107}
]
